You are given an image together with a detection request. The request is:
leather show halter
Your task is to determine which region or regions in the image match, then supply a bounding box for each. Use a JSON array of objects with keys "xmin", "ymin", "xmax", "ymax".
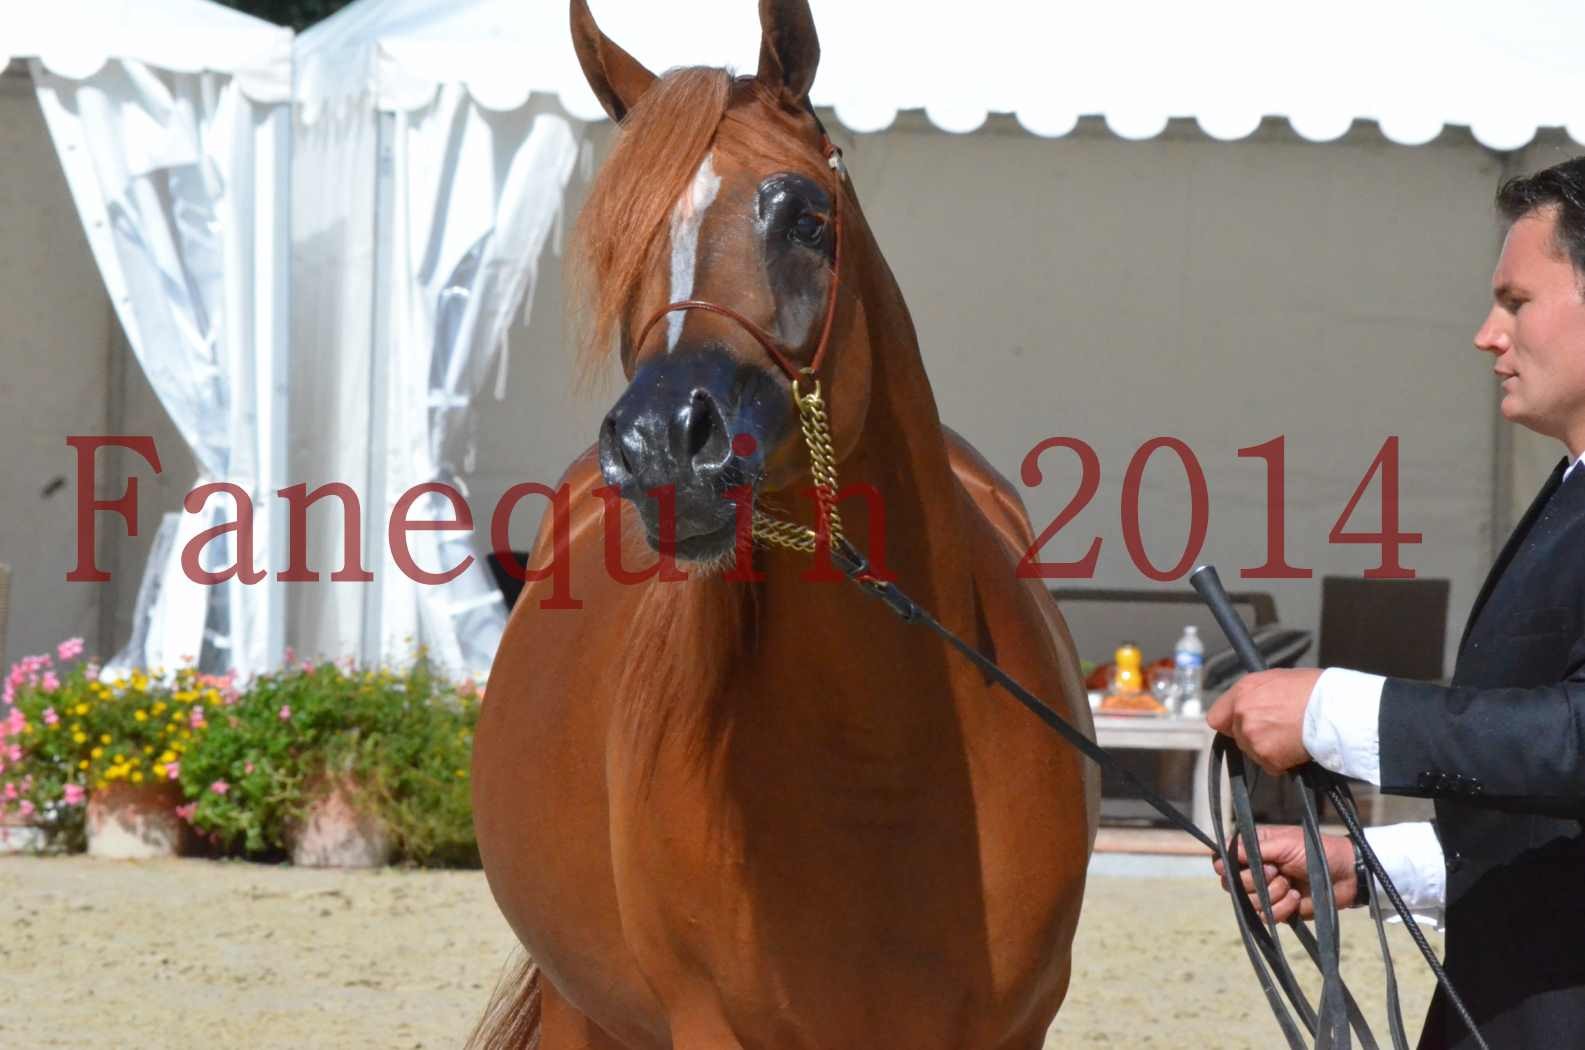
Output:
[{"xmin": 621, "ymin": 115, "xmax": 1487, "ymax": 1050}]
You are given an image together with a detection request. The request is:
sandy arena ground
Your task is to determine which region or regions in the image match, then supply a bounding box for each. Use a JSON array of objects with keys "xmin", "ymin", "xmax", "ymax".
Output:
[{"xmin": 0, "ymin": 855, "xmax": 1439, "ymax": 1048}]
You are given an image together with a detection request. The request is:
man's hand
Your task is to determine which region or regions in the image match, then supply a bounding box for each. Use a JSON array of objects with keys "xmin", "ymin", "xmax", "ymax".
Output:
[
  {"xmin": 1212, "ymin": 825, "xmax": 1361, "ymax": 920},
  {"xmin": 1205, "ymin": 668, "xmax": 1322, "ymax": 775}
]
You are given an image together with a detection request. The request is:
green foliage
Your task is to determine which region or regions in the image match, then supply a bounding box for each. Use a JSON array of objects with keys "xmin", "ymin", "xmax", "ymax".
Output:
[
  {"xmin": 217, "ymin": 0, "xmax": 356, "ymax": 31},
  {"xmin": 178, "ymin": 658, "xmax": 481, "ymax": 866},
  {"xmin": 4, "ymin": 643, "xmax": 482, "ymax": 867}
]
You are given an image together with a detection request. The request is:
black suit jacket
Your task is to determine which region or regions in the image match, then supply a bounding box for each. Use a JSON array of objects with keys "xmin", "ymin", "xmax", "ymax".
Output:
[{"xmin": 1379, "ymin": 455, "xmax": 1585, "ymax": 1049}]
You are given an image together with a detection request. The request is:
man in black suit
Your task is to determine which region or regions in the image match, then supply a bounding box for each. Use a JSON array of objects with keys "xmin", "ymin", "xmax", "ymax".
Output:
[{"xmin": 1209, "ymin": 155, "xmax": 1585, "ymax": 1050}]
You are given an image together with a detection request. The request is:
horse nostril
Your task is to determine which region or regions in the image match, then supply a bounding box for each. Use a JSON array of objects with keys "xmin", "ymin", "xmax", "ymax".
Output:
[
  {"xmin": 602, "ymin": 415, "xmax": 634, "ymax": 478},
  {"xmin": 685, "ymin": 389, "xmax": 730, "ymax": 471}
]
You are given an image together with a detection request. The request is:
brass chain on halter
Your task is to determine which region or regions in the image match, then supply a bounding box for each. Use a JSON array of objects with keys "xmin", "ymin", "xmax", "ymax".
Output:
[{"xmin": 749, "ymin": 370, "xmax": 847, "ymax": 556}]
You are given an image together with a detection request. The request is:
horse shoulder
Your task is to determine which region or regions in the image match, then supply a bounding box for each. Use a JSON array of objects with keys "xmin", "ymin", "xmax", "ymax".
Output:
[
  {"xmin": 943, "ymin": 424, "xmax": 1101, "ymax": 848},
  {"xmin": 476, "ymin": 443, "xmax": 668, "ymax": 1047},
  {"xmin": 942, "ymin": 423, "xmax": 1039, "ymax": 555}
]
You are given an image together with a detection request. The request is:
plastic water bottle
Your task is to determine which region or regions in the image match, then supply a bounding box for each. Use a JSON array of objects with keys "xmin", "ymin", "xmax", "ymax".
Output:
[{"xmin": 1174, "ymin": 625, "xmax": 1205, "ymax": 717}]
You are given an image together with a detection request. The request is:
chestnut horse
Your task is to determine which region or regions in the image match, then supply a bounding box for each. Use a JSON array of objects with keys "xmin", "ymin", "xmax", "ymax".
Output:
[{"xmin": 471, "ymin": 1, "xmax": 1100, "ymax": 1046}]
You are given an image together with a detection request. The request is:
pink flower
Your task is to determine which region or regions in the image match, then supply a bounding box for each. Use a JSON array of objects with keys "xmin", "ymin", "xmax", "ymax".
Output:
[
  {"xmin": 278, "ymin": 705, "xmax": 292, "ymax": 721},
  {"xmin": 6, "ymin": 746, "xmax": 20, "ymax": 764},
  {"xmin": 209, "ymin": 780, "xmax": 229, "ymax": 796},
  {"xmin": 40, "ymin": 673, "xmax": 59, "ymax": 692},
  {"xmin": 189, "ymin": 706, "xmax": 206, "ymax": 730},
  {"xmin": 2, "ymin": 783, "xmax": 15, "ymax": 801},
  {"xmin": 174, "ymin": 802, "xmax": 197, "ymax": 822},
  {"xmin": 283, "ymin": 646, "xmax": 296, "ymax": 665},
  {"xmin": 243, "ymin": 761, "xmax": 255, "ymax": 774},
  {"xmin": 62, "ymin": 783, "xmax": 85, "ymax": 806},
  {"xmin": 56, "ymin": 638, "xmax": 84, "ymax": 662},
  {"xmin": 5, "ymin": 709, "xmax": 24, "ymax": 736},
  {"xmin": 17, "ymin": 800, "xmax": 34, "ymax": 819},
  {"xmin": 42, "ymin": 708, "xmax": 58, "ymax": 726},
  {"xmin": 166, "ymin": 762, "xmax": 180, "ymax": 781},
  {"xmin": 85, "ymin": 662, "xmax": 100, "ymax": 680}
]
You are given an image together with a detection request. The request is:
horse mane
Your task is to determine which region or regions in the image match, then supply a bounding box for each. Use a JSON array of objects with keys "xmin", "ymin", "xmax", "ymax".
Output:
[
  {"xmin": 615, "ymin": 564, "xmax": 759, "ymax": 792},
  {"xmin": 570, "ymin": 67, "xmax": 837, "ymax": 374}
]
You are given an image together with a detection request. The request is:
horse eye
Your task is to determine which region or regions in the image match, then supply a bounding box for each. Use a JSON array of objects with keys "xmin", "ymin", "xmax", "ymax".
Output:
[{"xmin": 791, "ymin": 212, "xmax": 826, "ymax": 248}]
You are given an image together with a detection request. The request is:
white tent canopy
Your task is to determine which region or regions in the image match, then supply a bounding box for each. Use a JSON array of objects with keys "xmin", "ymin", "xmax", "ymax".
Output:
[
  {"xmin": 5, "ymin": 0, "xmax": 291, "ymax": 100},
  {"xmin": 293, "ymin": 0, "xmax": 1585, "ymax": 150},
  {"xmin": 15, "ymin": 0, "xmax": 292, "ymax": 681}
]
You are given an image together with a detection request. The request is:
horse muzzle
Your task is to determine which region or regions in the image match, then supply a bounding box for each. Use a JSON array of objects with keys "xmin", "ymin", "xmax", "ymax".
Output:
[{"xmin": 598, "ymin": 345, "xmax": 788, "ymax": 560}]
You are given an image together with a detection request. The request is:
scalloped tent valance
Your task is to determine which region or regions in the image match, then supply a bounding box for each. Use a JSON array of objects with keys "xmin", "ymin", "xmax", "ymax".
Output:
[
  {"xmin": 5, "ymin": 0, "xmax": 292, "ymax": 101},
  {"xmin": 296, "ymin": 0, "xmax": 1585, "ymax": 150}
]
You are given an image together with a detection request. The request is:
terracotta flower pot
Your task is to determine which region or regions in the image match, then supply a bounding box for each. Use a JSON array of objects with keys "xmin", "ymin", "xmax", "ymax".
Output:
[
  {"xmin": 0, "ymin": 812, "xmax": 43, "ymax": 853},
  {"xmin": 86, "ymin": 782, "xmax": 194, "ymax": 860},
  {"xmin": 287, "ymin": 776, "xmax": 392, "ymax": 868}
]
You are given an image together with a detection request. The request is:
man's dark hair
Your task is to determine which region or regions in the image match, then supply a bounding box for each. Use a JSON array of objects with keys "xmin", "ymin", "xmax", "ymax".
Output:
[{"xmin": 1496, "ymin": 157, "xmax": 1585, "ymax": 281}]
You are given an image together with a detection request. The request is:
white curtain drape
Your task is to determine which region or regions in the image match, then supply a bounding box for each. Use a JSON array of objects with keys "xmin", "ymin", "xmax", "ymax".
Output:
[
  {"xmin": 33, "ymin": 59, "xmax": 289, "ymax": 681},
  {"xmin": 368, "ymin": 87, "xmax": 579, "ymax": 675}
]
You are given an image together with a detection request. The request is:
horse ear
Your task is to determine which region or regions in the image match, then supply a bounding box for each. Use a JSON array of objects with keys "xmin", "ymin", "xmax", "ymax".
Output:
[
  {"xmin": 570, "ymin": 0, "xmax": 657, "ymax": 122},
  {"xmin": 755, "ymin": 0, "xmax": 820, "ymax": 106}
]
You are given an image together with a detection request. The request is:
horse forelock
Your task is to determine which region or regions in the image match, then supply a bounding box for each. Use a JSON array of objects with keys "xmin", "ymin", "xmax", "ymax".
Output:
[{"xmin": 570, "ymin": 69, "xmax": 840, "ymax": 374}]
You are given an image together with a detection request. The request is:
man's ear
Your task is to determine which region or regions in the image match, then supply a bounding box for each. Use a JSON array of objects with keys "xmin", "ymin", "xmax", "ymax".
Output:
[
  {"xmin": 755, "ymin": 0, "xmax": 820, "ymax": 107},
  {"xmin": 570, "ymin": 0, "xmax": 657, "ymax": 122}
]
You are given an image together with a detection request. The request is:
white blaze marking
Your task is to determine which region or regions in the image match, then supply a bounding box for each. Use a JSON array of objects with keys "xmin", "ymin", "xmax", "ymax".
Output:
[{"xmin": 667, "ymin": 153, "xmax": 722, "ymax": 350}]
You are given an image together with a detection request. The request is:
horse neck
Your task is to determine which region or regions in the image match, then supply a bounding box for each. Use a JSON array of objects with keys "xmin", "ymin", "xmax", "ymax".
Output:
[{"xmin": 746, "ymin": 214, "xmax": 979, "ymax": 718}]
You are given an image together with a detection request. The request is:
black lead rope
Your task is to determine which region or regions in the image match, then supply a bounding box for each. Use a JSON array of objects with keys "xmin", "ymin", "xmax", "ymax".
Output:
[{"xmin": 827, "ymin": 541, "xmax": 1486, "ymax": 1050}]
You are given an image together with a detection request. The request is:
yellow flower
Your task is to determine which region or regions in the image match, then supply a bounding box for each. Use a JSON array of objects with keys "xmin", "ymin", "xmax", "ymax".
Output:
[
  {"xmin": 100, "ymin": 734, "xmax": 111, "ymax": 745},
  {"xmin": 91, "ymin": 747, "xmax": 103, "ymax": 759},
  {"xmin": 164, "ymin": 724, "xmax": 176, "ymax": 735},
  {"xmin": 179, "ymin": 730, "xmax": 191, "ymax": 741},
  {"xmin": 78, "ymin": 760, "xmax": 89, "ymax": 770},
  {"xmin": 152, "ymin": 702, "xmax": 167, "ymax": 715},
  {"xmin": 72, "ymin": 732, "xmax": 88, "ymax": 744},
  {"xmin": 454, "ymin": 770, "xmax": 466, "ymax": 779},
  {"xmin": 159, "ymin": 751, "xmax": 176, "ymax": 764},
  {"xmin": 134, "ymin": 710, "xmax": 148, "ymax": 722},
  {"xmin": 131, "ymin": 772, "xmax": 144, "ymax": 784},
  {"xmin": 153, "ymin": 764, "xmax": 167, "ymax": 778},
  {"xmin": 142, "ymin": 746, "xmax": 153, "ymax": 755},
  {"xmin": 73, "ymin": 703, "xmax": 89, "ymax": 716}
]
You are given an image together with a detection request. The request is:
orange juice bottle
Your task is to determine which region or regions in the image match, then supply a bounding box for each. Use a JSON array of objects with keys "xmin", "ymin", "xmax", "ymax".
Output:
[{"xmin": 1112, "ymin": 641, "xmax": 1143, "ymax": 694}]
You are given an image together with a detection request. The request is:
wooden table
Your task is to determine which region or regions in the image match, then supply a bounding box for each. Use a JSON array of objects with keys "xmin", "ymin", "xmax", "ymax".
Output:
[{"xmin": 1092, "ymin": 711, "xmax": 1230, "ymax": 838}]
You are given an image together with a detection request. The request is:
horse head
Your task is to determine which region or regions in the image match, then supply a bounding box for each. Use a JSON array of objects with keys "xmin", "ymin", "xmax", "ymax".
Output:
[{"xmin": 571, "ymin": 0, "xmax": 878, "ymax": 567}]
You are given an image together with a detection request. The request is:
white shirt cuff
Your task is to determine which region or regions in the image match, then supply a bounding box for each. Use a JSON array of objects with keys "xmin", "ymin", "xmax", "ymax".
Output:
[
  {"xmin": 1361, "ymin": 820, "xmax": 1446, "ymax": 928},
  {"xmin": 1301, "ymin": 667, "xmax": 1388, "ymax": 784}
]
